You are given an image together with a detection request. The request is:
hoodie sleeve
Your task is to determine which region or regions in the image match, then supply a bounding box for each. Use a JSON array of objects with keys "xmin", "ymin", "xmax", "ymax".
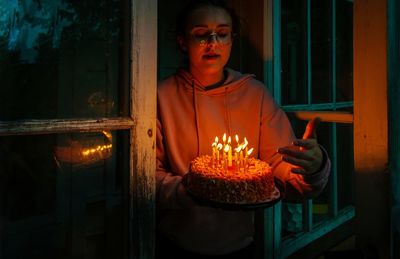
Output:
[
  {"xmin": 156, "ymin": 117, "xmax": 196, "ymax": 210},
  {"xmin": 258, "ymin": 89, "xmax": 331, "ymax": 201}
]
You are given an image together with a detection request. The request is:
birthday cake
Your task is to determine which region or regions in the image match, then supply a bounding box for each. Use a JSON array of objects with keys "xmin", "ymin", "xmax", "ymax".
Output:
[{"xmin": 184, "ymin": 155, "xmax": 279, "ymax": 204}]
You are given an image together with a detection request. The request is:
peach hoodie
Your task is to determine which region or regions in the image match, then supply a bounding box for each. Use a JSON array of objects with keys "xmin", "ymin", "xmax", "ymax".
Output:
[{"xmin": 156, "ymin": 68, "xmax": 330, "ymax": 255}]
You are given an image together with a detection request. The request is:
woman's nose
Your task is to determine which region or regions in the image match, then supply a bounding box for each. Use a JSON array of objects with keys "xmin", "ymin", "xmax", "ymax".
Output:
[{"xmin": 207, "ymin": 32, "xmax": 219, "ymax": 44}]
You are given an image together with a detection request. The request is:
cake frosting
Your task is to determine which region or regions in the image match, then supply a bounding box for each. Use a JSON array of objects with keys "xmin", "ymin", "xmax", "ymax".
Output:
[{"xmin": 184, "ymin": 155, "xmax": 279, "ymax": 204}]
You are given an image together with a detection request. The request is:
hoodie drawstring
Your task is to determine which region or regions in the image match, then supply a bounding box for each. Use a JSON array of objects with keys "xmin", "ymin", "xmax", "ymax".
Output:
[
  {"xmin": 224, "ymin": 87, "xmax": 232, "ymax": 135},
  {"xmin": 192, "ymin": 80, "xmax": 200, "ymax": 156}
]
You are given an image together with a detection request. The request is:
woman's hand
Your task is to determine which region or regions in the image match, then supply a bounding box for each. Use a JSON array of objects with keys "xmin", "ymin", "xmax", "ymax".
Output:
[{"xmin": 278, "ymin": 117, "xmax": 323, "ymax": 175}]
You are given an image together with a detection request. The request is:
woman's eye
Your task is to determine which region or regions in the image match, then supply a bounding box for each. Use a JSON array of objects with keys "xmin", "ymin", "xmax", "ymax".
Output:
[
  {"xmin": 217, "ymin": 30, "xmax": 231, "ymax": 38},
  {"xmin": 193, "ymin": 31, "xmax": 209, "ymax": 37},
  {"xmin": 217, "ymin": 33, "xmax": 229, "ymax": 38}
]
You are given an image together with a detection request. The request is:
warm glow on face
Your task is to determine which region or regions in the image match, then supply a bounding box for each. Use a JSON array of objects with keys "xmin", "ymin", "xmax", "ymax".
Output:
[{"xmin": 183, "ymin": 6, "xmax": 233, "ymax": 77}]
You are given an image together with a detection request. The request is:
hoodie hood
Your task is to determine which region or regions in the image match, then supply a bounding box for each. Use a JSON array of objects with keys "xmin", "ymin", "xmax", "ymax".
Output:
[
  {"xmin": 172, "ymin": 67, "xmax": 256, "ymax": 157},
  {"xmin": 175, "ymin": 67, "xmax": 255, "ymax": 95}
]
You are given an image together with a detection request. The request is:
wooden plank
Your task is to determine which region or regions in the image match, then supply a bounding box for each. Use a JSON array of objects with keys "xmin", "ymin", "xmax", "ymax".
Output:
[
  {"xmin": 289, "ymin": 111, "xmax": 353, "ymax": 123},
  {"xmin": 353, "ymin": 0, "xmax": 390, "ymax": 258},
  {"xmin": 130, "ymin": 0, "xmax": 157, "ymax": 258},
  {"xmin": 0, "ymin": 117, "xmax": 134, "ymax": 136}
]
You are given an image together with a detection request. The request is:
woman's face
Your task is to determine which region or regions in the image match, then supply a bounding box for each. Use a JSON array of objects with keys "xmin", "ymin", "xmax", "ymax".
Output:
[{"xmin": 179, "ymin": 6, "xmax": 233, "ymax": 77}]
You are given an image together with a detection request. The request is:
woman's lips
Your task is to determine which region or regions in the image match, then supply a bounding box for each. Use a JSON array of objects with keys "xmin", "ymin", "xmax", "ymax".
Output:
[{"xmin": 203, "ymin": 53, "xmax": 220, "ymax": 60}]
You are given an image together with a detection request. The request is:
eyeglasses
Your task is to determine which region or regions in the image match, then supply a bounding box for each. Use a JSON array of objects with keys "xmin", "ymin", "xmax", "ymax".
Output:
[{"xmin": 190, "ymin": 30, "xmax": 234, "ymax": 46}]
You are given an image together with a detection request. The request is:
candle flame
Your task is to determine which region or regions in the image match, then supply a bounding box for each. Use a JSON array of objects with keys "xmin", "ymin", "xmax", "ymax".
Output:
[
  {"xmin": 228, "ymin": 136, "xmax": 231, "ymax": 144},
  {"xmin": 243, "ymin": 137, "xmax": 248, "ymax": 148},
  {"xmin": 223, "ymin": 133, "xmax": 226, "ymax": 143},
  {"xmin": 247, "ymin": 147, "xmax": 254, "ymax": 156},
  {"xmin": 235, "ymin": 134, "xmax": 239, "ymax": 143},
  {"xmin": 224, "ymin": 144, "xmax": 229, "ymax": 152},
  {"xmin": 215, "ymin": 136, "xmax": 219, "ymax": 143}
]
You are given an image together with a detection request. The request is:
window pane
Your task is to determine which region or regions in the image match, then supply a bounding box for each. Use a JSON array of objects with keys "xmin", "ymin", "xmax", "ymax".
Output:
[
  {"xmin": 337, "ymin": 123, "xmax": 354, "ymax": 210},
  {"xmin": 0, "ymin": 130, "xmax": 129, "ymax": 258},
  {"xmin": 0, "ymin": 1, "xmax": 130, "ymax": 120},
  {"xmin": 311, "ymin": 123, "xmax": 331, "ymax": 225},
  {"xmin": 336, "ymin": 0, "xmax": 353, "ymax": 102},
  {"xmin": 281, "ymin": 0, "xmax": 308, "ymax": 105},
  {"xmin": 311, "ymin": 0, "xmax": 332, "ymax": 103}
]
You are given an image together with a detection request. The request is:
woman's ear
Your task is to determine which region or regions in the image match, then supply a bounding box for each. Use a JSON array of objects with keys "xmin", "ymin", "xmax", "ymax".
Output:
[{"xmin": 177, "ymin": 35, "xmax": 187, "ymax": 52}]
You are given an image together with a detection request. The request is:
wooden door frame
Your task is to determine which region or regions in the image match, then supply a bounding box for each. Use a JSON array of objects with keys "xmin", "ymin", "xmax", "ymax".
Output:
[
  {"xmin": 130, "ymin": 0, "xmax": 157, "ymax": 258},
  {"xmin": 353, "ymin": 0, "xmax": 390, "ymax": 258}
]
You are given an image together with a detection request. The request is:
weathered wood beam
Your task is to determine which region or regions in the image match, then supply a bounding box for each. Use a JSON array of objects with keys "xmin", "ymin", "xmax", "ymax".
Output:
[{"xmin": 0, "ymin": 117, "xmax": 134, "ymax": 136}]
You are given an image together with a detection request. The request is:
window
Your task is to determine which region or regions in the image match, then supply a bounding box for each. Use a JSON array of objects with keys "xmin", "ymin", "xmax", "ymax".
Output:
[
  {"xmin": 278, "ymin": 0, "xmax": 355, "ymax": 257},
  {"xmin": 0, "ymin": 1, "xmax": 156, "ymax": 258}
]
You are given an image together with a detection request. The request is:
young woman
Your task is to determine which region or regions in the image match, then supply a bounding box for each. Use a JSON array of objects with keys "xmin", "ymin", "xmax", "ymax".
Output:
[{"xmin": 156, "ymin": 1, "xmax": 330, "ymax": 258}]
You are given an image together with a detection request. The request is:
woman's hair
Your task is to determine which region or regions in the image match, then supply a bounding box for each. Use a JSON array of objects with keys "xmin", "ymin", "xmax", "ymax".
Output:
[{"xmin": 176, "ymin": 0, "xmax": 240, "ymax": 38}]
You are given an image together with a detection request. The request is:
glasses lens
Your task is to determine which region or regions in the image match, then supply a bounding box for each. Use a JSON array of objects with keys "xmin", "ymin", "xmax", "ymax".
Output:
[{"xmin": 192, "ymin": 30, "xmax": 232, "ymax": 46}]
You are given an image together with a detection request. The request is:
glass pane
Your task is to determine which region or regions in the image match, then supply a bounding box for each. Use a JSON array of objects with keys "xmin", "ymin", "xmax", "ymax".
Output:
[
  {"xmin": 311, "ymin": 0, "xmax": 332, "ymax": 103},
  {"xmin": 281, "ymin": 0, "xmax": 308, "ymax": 105},
  {"xmin": 336, "ymin": 0, "xmax": 353, "ymax": 102},
  {"xmin": 0, "ymin": 1, "xmax": 130, "ymax": 120},
  {"xmin": 337, "ymin": 122, "xmax": 354, "ymax": 210},
  {"xmin": 0, "ymin": 131, "xmax": 129, "ymax": 258}
]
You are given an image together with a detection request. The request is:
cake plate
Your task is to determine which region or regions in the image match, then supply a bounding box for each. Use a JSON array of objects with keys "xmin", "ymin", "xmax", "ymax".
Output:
[{"xmin": 186, "ymin": 178, "xmax": 284, "ymax": 211}]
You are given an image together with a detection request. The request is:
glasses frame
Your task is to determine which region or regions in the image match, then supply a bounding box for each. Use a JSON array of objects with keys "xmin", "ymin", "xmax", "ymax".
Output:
[{"xmin": 190, "ymin": 30, "xmax": 236, "ymax": 47}]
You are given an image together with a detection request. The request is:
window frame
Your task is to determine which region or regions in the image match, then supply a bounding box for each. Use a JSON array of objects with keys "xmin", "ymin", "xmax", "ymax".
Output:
[
  {"xmin": 0, "ymin": 0, "xmax": 157, "ymax": 258},
  {"xmin": 254, "ymin": 0, "xmax": 355, "ymax": 258}
]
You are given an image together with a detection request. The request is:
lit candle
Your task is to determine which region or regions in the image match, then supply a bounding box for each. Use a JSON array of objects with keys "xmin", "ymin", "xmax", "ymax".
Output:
[
  {"xmin": 239, "ymin": 146, "xmax": 244, "ymax": 168},
  {"xmin": 224, "ymin": 144, "xmax": 229, "ymax": 172},
  {"xmin": 217, "ymin": 143, "xmax": 222, "ymax": 164},
  {"xmin": 244, "ymin": 137, "xmax": 249, "ymax": 155},
  {"xmin": 244, "ymin": 147, "xmax": 253, "ymax": 171},
  {"xmin": 212, "ymin": 142, "xmax": 217, "ymax": 159},
  {"xmin": 246, "ymin": 147, "xmax": 254, "ymax": 158},
  {"xmin": 227, "ymin": 136, "xmax": 232, "ymax": 167},
  {"xmin": 211, "ymin": 142, "xmax": 217, "ymax": 167},
  {"xmin": 235, "ymin": 146, "xmax": 241, "ymax": 172}
]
